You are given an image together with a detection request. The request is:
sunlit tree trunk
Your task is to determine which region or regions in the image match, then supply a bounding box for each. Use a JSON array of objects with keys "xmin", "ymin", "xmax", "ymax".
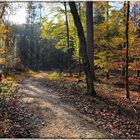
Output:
[
  {"xmin": 78, "ymin": 2, "xmax": 82, "ymax": 76},
  {"xmin": 125, "ymin": 1, "xmax": 130, "ymax": 99},
  {"xmin": 69, "ymin": 2, "xmax": 96, "ymax": 96}
]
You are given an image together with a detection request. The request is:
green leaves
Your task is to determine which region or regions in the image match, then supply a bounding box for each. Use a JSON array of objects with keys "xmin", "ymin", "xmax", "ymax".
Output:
[{"xmin": 41, "ymin": 16, "xmax": 67, "ymax": 51}]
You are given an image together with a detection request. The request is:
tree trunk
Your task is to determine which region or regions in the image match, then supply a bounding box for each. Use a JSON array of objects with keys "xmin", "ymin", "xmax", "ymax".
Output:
[
  {"xmin": 69, "ymin": 2, "xmax": 96, "ymax": 96},
  {"xmin": 64, "ymin": 2, "xmax": 71, "ymax": 75},
  {"xmin": 78, "ymin": 2, "xmax": 82, "ymax": 77},
  {"xmin": 106, "ymin": 72, "xmax": 109, "ymax": 79},
  {"xmin": 106, "ymin": 1, "xmax": 109, "ymax": 79},
  {"xmin": 122, "ymin": 67, "xmax": 125, "ymax": 76},
  {"xmin": 125, "ymin": 1, "xmax": 130, "ymax": 99},
  {"xmin": 122, "ymin": 2, "xmax": 126, "ymax": 77},
  {"xmin": 0, "ymin": 2, "xmax": 6, "ymax": 19},
  {"xmin": 137, "ymin": 70, "xmax": 140, "ymax": 77},
  {"xmin": 78, "ymin": 53, "xmax": 82, "ymax": 76},
  {"xmin": 86, "ymin": 2, "xmax": 96, "ymax": 81}
]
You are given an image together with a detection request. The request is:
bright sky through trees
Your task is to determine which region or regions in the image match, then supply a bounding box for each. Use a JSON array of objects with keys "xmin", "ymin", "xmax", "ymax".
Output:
[
  {"xmin": 8, "ymin": 2, "xmax": 123, "ymax": 24},
  {"xmin": 9, "ymin": 4, "xmax": 27, "ymax": 24}
]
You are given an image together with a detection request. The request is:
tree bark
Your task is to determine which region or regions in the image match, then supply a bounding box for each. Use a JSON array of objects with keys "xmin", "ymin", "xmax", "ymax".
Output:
[
  {"xmin": 64, "ymin": 2, "xmax": 71, "ymax": 75},
  {"xmin": 106, "ymin": 1, "xmax": 109, "ymax": 79},
  {"xmin": 78, "ymin": 2, "xmax": 82, "ymax": 76},
  {"xmin": 0, "ymin": 2, "xmax": 6, "ymax": 19},
  {"xmin": 125, "ymin": 1, "xmax": 130, "ymax": 99},
  {"xmin": 86, "ymin": 2, "xmax": 96, "ymax": 80},
  {"xmin": 122, "ymin": 2, "xmax": 126, "ymax": 77},
  {"xmin": 69, "ymin": 2, "xmax": 96, "ymax": 96},
  {"xmin": 122, "ymin": 67, "xmax": 125, "ymax": 76},
  {"xmin": 137, "ymin": 70, "xmax": 140, "ymax": 77},
  {"xmin": 137, "ymin": 59, "xmax": 140, "ymax": 77},
  {"xmin": 106, "ymin": 72, "xmax": 109, "ymax": 79}
]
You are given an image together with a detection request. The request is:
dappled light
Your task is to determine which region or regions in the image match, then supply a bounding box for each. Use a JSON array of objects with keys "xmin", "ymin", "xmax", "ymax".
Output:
[{"xmin": 0, "ymin": 1, "xmax": 140, "ymax": 139}]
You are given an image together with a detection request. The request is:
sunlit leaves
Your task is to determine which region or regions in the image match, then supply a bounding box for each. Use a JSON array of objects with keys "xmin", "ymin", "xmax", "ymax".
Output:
[
  {"xmin": 0, "ymin": 19, "xmax": 13, "ymax": 67},
  {"xmin": 0, "ymin": 58, "xmax": 5, "ymax": 64},
  {"xmin": 0, "ymin": 49, "xmax": 5, "ymax": 54},
  {"xmin": 94, "ymin": 2, "xmax": 140, "ymax": 73},
  {"xmin": 41, "ymin": 16, "xmax": 68, "ymax": 52}
]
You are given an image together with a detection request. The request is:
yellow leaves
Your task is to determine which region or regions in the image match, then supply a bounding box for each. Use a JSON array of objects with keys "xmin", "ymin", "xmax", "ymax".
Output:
[
  {"xmin": 0, "ymin": 26, "xmax": 10, "ymax": 34},
  {"xmin": 128, "ymin": 65, "xmax": 132, "ymax": 69},
  {"xmin": 95, "ymin": 23, "xmax": 107, "ymax": 34},
  {"xmin": 0, "ymin": 49, "xmax": 5, "ymax": 54},
  {"xmin": 95, "ymin": 2, "xmax": 102, "ymax": 9},
  {"xmin": 128, "ymin": 62, "xmax": 140, "ymax": 70},
  {"xmin": 129, "ymin": 36, "xmax": 135, "ymax": 44},
  {"xmin": 136, "ymin": 15, "xmax": 140, "ymax": 19},
  {"xmin": 99, "ymin": 40, "xmax": 107, "ymax": 46},
  {"xmin": 0, "ymin": 58, "xmax": 5, "ymax": 64},
  {"xmin": 111, "ymin": 37, "xmax": 124, "ymax": 46},
  {"xmin": 95, "ymin": 50, "xmax": 115, "ymax": 72},
  {"xmin": 95, "ymin": 59, "xmax": 102, "ymax": 67}
]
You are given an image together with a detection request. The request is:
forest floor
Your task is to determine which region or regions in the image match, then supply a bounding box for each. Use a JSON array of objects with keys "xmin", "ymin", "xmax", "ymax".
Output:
[{"xmin": 0, "ymin": 71, "xmax": 140, "ymax": 138}]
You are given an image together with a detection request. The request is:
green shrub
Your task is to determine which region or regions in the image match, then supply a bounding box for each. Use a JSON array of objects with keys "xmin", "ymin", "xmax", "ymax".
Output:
[{"xmin": 48, "ymin": 72, "xmax": 60, "ymax": 80}]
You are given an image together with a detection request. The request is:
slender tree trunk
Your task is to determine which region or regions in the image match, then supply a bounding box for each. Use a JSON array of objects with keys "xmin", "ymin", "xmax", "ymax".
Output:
[
  {"xmin": 86, "ymin": 2, "xmax": 96, "ymax": 81},
  {"xmin": 64, "ymin": 2, "xmax": 71, "ymax": 75},
  {"xmin": 106, "ymin": 72, "xmax": 109, "ymax": 79},
  {"xmin": 137, "ymin": 59, "xmax": 140, "ymax": 77},
  {"xmin": 0, "ymin": 2, "xmax": 6, "ymax": 19},
  {"xmin": 78, "ymin": 52, "xmax": 82, "ymax": 76},
  {"xmin": 125, "ymin": 1, "xmax": 130, "ymax": 99},
  {"xmin": 137, "ymin": 15, "xmax": 140, "ymax": 77},
  {"xmin": 74, "ymin": 23, "xmax": 81, "ymax": 76},
  {"xmin": 137, "ymin": 70, "xmax": 140, "ymax": 77},
  {"xmin": 78, "ymin": 2, "xmax": 82, "ymax": 76},
  {"xmin": 4, "ymin": 28, "xmax": 9, "ymax": 76},
  {"xmin": 122, "ymin": 67, "xmax": 125, "ymax": 76},
  {"xmin": 69, "ymin": 2, "xmax": 96, "ymax": 96},
  {"xmin": 106, "ymin": 1, "xmax": 109, "ymax": 79},
  {"xmin": 122, "ymin": 2, "xmax": 126, "ymax": 77}
]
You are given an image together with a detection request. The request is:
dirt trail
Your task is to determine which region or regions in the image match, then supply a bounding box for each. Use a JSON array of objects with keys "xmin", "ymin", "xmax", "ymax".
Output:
[{"xmin": 17, "ymin": 76, "xmax": 110, "ymax": 138}]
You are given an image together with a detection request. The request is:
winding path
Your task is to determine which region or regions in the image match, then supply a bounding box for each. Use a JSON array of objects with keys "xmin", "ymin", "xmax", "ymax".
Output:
[{"xmin": 18, "ymin": 75, "xmax": 109, "ymax": 138}]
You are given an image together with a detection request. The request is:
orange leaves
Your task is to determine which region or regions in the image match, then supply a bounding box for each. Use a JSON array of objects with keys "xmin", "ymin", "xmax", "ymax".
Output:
[
  {"xmin": 112, "ymin": 61, "xmax": 140, "ymax": 71},
  {"xmin": 0, "ymin": 58, "xmax": 5, "ymax": 64},
  {"xmin": 129, "ymin": 61, "xmax": 140, "ymax": 70},
  {"xmin": 111, "ymin": 61, "xmax": 125, "ymax": 70},
  {"xmin": 0, "ymin": 49, "xmax": 5, "ymax": 54},
  {"xmin": 0, "ymin": 26, "xmax": 11, "ymax": 35},
  {"xmin": 0, "ymin": 21, "xmax": 13, "ymax": 67}
]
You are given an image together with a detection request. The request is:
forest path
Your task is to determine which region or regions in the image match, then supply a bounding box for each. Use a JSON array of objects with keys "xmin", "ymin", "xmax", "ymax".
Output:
[{"xmin": 17, "ymin": 74, "xmax": 109, "ymax": 138}]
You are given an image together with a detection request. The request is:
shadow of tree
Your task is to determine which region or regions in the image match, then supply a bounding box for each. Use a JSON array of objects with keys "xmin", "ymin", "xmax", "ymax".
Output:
[{"xmin": 17, "ymin": 77, "xmax": 110, "ymax": 138}]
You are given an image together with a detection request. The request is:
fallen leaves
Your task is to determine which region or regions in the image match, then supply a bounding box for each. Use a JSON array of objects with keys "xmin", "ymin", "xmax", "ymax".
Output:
[
  {"xmin": 0, "ymin": 73, "xmax": 43, "ymax": 138},
  {"xmin": 34, "ymin": 73, "xmax": 140, "ymax": 139},
  {"xmin": 1, "ymin": 72, "xmax": 140, "ymax": 138},
  {"xmin": 0, "ymin": 94, "xmax": 43, "ymax": 138}
]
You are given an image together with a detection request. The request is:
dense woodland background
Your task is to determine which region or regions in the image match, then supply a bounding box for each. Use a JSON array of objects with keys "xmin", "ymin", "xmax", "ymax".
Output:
[
  {"xmin": 1, "ymin": 1, "xmax": 140, "ymax": 97},
  {"xmin": 0, "ymin": 1, "xmax": 140, "ymax": 138}
]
